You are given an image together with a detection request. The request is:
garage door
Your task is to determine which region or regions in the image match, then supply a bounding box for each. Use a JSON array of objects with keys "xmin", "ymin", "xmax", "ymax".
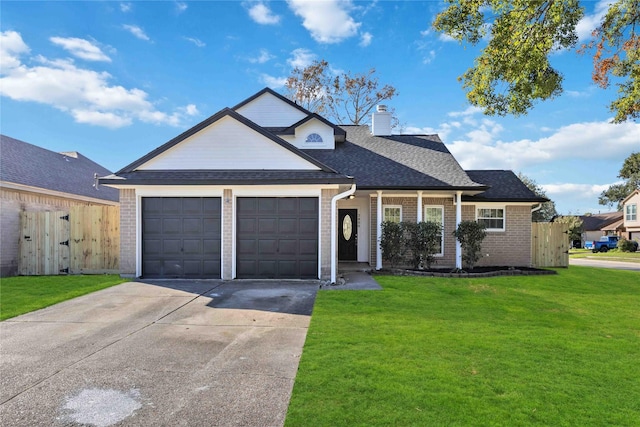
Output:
[
  {"xmin": 236, "ymin": 197, "xmax": 318, "ymax": 279},
  {"xmin": 142, "ymin": 197, "xmax": 221, "ymax": 278}
]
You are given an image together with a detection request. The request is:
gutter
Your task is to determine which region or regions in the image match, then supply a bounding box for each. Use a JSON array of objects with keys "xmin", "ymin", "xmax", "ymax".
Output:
[{"xmin": 330, "ymin": 183, "xmax": 357, "ymax": 284}]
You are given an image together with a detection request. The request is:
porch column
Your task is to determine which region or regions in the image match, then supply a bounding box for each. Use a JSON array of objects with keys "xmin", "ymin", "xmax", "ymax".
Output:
[
  {"xmin": 417, "ymin": 190, "xmax": 423, "ymax": 222},
  {"xmin": 455, "ymin": 191, "xmax": 462, "ymax": 269},
  {"xmin": 376, "ymin": 190, "xmax": 383, "ymax": 270}
]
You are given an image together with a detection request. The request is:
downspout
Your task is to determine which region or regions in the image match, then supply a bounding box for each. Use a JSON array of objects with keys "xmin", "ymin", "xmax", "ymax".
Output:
[
  {"xmin": 376, "ymin": 190, "xmax": 383, "ymax": 270},
  {"xmin": 455, "ymin": 191, "xmax": 462, "ymax": 269},
  {"xmin": 331, "ymin": 183, "xmax": 357, "ymax": 284},
  {"xmin": 531, "ymin": 204, "xmax": 542, "ymax": 214}
]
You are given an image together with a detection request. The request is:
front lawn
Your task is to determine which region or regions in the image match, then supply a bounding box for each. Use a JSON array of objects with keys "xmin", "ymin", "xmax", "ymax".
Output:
[
  {"xmin": 0, "ymin": 275, "xmax": 127, "ymax": 321},
  {"xmin": 286, "ymin": 267, "xmax": 640, "ymax": 426},
  {"xmin": 570, "ymin": 248, "xmax": 640, "ymax": 263}
]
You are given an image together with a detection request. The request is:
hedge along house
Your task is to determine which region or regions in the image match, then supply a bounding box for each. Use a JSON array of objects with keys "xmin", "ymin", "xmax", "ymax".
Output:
[{"xmin": 100, "ymin": 88, "xmax": 546, "ymax": 282}]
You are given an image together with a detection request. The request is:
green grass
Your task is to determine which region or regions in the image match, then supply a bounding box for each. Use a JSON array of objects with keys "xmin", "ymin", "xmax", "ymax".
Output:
[
  {"xmin": 286, "ymin": 267, "xmax": 640, "ymax": 426},
  {"xmin": 0, "ymin": 275, "xmax": 127, "ymax": 320},
  {"xmin": 570, "ymin": 248, "xmax": 640, "ymax": 263}
]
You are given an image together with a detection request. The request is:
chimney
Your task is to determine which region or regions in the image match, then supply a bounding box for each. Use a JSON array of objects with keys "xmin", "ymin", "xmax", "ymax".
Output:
[{"xmin": 371, "ymin": 104, "xmax": 391, "ymax": 136}]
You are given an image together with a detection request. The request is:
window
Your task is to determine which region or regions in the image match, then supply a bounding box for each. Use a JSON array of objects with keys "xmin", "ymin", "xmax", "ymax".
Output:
[
  {"xmin": 626, "ymin": 204, "xmax": 637, "ymax": 221},
  {"xmin": 383, "ymin": 205, "xmax": 402, "ymax": 223},
  {"xmin": 305, "ymin": 133, "xmax": 323, "ymax": 143},
  {"xmin": 477, "ymin": 207, "xmax": 505, "ymax": 231},
  {"xmin": 425, "ymin": 205, "xmax": 444, "ymax": 255}
]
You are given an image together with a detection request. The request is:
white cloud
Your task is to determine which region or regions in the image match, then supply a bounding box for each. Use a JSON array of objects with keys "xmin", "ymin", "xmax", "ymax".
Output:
[
  {"xmin": 0, "ymin": 31, "xmax": 194, "ymax": 129},
  {"xmin": 180, "ymin": 104, "xmax": 199, "ymax": 116},
  {"xmin": 175, "ymin": 2, "xmax": 188, "ymax": 13},
  {"xmin": 184, "ymin": 37, "xmax": 205, "ymax": 47},
  {"xmin": 438, "ymin": 33, "xmax": 456, "ymax": 43},
  {"xmin": 446, "ymin": 113, "xmax": 640, "ymax": 170},
  {"xmin": 287, "ymin": 0, "xmax": 360, "ymax": 43},
  {"xmin": 50, "ymin": 37, "xmax": 111, "ymax": 62},
  {"xmin": 359, "ymin": 32, "xmax": 372, "ymax": 47},
  {"xmin": 248, "ymin": 48, "xmax": 274, "ymax": 64},
  {"xmin": 422, "ymin": 49, "xmax": 436, "ymax": 64},
  {"xmin": 0, "ymin": 30, "xmax": 30, "ymax": 69},
  {"xmin": 420, "ymin": 29, "xmax": 431, "ymax": 37},
  {"xmin": 543, "ymin": 182, "xmax": 614, "ymax": 198},
  {"xmin": 287, "ymin": 48, "xmax": 316, "ymax": 68},
  {"xmin": 448, "ymin": 106, "xmax": 484, "ymax": 117},
  {"xmin": 122, "ymin": 24, "xmax": 150, "ymax": 41},
  {"xmin": 260, "ymin": 73, "xmax": 287, "ymax": 88},
  {"xmin": 576, "ymin": 0, "xmax": 613, "ymax": 41},
  {"xmin": 246, "ymin": 2, "xmax": 281, "ymax": 25},
  {"xmin": 120, "ymin": 2, "xmax": 132, "ymax": 12}
]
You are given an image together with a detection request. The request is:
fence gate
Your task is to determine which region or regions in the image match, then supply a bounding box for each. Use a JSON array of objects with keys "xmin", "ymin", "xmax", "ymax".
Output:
[
  {"xmin": 19, "ymin": 211, "xmax": 70, "ymax": 275},
  {"xmin": 531, "ymin": 222, "xmax": 570, "ymax": 268},
  {"xmin": 19, "ymin": 206, "xmax": 119, "ymax": 275}
]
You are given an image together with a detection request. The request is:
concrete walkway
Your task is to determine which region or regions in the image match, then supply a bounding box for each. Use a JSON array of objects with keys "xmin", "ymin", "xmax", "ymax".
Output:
[{"xmin": 0, "ymin": 280, "xmax": 318, "ymax": 427}]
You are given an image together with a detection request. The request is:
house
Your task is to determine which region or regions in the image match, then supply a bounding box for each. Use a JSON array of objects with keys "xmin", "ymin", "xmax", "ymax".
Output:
[
  {"xmin": 100, "ymin": 88, "xmax": 546, "ymax": 282},
  {"xmin": 0, "ymin": 135, "xmax": 119, "ymax": 277},
  {"xmin": 622, "ymin": 189, "xmax": 640, "ymax": 243},
  {"xmin": 578, "ymin": 211, "xmax": 624, "ymax": 247}
]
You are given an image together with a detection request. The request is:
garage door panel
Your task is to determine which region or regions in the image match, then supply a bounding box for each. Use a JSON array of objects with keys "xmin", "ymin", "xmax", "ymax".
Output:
[
  {"xmin": 236, "ymin": 197, "xmax": 318, "ymax": 279},
  {"xmin": 183, "ymin": 218, "xmax": 202, "ymax": 234},
  {"xmin": 142, "ymin": 197, "xmax": 221, "ymax": 279}
]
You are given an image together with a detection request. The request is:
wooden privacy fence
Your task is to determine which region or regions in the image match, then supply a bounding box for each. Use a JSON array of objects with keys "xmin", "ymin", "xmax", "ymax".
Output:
[
  {"xmin": 531, "ymin": 222, "xmax": 569, "ymax": 268},
  {"xmin": 19, "ymin": 206, "xmax": 120, "ymax": 275}
]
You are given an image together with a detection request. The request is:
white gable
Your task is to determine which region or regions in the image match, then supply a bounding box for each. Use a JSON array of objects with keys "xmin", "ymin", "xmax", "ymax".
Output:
[
  {"xmin": 282, "ymin": 118, "xmax": 336, "ymax": 150},
  {"xmin": 137, "ymin": 115, "xmax": 320, "ymax": 171},
  {"xmin": 235, "ymin": 92, "xmax": 307, "ymax": 127}
]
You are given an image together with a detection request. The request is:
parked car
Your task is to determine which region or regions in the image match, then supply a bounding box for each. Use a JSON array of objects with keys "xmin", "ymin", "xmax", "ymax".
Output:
[{"xmin": 590, "ymin": 236, "xmax": 639, "ymax": 252}]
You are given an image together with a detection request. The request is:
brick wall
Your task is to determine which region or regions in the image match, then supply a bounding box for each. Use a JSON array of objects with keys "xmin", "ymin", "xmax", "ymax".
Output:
[
  {"xmin": 463, "ymin": 204, "xmax": 532, "ymax": 267},
  {"xmin": 0, "ymin": 188, "xmax": 114, "ymax": 277},
  {"xmin": 320, "ymin": 189, "xmax": 338, "ymax": 280},
  {"xmin": 222, "ymin": 189, "xmax": 233, "ymax": 279},
  {"xmin": 119, "ymin": 188, "xmax": 136, "ymax": 277}
]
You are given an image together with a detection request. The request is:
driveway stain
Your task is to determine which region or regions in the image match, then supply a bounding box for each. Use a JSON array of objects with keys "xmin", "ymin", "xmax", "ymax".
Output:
[{"xmin": 60, "ymin": 388, "xmax": 142, "ymax": 427}]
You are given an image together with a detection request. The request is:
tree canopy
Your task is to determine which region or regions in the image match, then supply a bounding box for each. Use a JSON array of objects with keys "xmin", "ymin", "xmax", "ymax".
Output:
[
  {"xmin": 433, "ymin": 0, "xmax": 639, "ymax": 122},
  {"xmin": 599, "ymin": 152, "xmax": 640, "ymax": 209},
  {"xmin": 285, "ymin": 60, "xmax": 397, "ymax": 125},
  {"xmin": 518, "ymin": 172, "xmax": 558, "ymax": 221}
]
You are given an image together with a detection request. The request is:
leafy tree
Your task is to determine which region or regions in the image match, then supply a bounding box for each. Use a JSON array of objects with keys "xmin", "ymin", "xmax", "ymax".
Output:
[
  {"xmin": 517, "ymin": 173, "xmax": 557, "ymax": 222},
  {"xmin": 380, "ymin": 221, "xmax": 405, "ymax": 268},
  {"xmin": 453, "ymin": 221, "xmax": 487, "ymax": 270},
  {"xmin": 553, "ymin": 215, "xmax": 584, "ymax": 242},
  {"xmin": 402, "ymin": 221, "xmax": 442, "ymax": 269},
  {"xmin": 433, "ymin": 0, "xmax": 639, "ymax": 122},
  {"xmin": 599, "ymin": 152, "xmax": 640, "ymax": 209},
  {"xmin": 285, "ymin": 60, "xmax": 398, "ymax": 125}
]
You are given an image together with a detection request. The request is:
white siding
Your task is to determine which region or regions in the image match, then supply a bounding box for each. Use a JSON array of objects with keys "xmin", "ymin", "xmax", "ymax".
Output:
[
  {"xmin": 138, "ymin": 116, "xmax": 319, "ymax": 170},
  {"xmin": 236, "ymin": 92, "xmax": 307, "ymax": 127},
  {"xmin": 289, "ymin": 119, "xmax": 335, "ymax": 150}
]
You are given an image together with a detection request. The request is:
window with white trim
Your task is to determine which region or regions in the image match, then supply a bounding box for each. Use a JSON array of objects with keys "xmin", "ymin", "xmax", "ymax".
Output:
[
  {"xmin": 383, "ymin": 205, "xmax": 402, "ymax": 223},
  {"xmin": 477, "ymin": 207, "xmax": 505, "ymax": 231},
  {"xmin": 626, "ymin": 204, "xmax": 637, "ymax": 221},
  {"xmin": 425, "ymin": 205, "xmax": 444, "ymax": 255}
]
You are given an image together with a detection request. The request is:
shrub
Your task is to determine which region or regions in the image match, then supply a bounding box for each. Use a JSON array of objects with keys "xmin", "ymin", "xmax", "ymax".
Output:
[
  {"xmin": 453, "ymin": 221, "xmax": 487, "ymax": 270},
  {"xmin": 380, "ymin": 221, "xmax": 405, "ymax": 268},
  {"xmin": 617, "ymin": 237, "xmax": 639, "ymax": 252},
  {"xmin": 402, "ymin": 221, "xmax": 442, "ymax": 269}
]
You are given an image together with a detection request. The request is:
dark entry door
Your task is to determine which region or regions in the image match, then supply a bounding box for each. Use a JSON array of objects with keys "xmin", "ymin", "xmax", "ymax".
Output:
[{"xmin": 338, "ymin": 209, "xmax": 357, "ymax": 261}]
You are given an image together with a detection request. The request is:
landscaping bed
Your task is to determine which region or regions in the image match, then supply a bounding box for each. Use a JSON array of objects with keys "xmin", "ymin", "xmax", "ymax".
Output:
[{"xmin": 379, "ymin": 265, "xmax": 556, "ymax": 278}]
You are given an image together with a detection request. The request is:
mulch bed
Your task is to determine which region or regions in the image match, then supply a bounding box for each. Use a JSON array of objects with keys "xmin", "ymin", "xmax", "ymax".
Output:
[{"xmin": 377, "ymin": 266, "xmax": 557, "ymax": 278}]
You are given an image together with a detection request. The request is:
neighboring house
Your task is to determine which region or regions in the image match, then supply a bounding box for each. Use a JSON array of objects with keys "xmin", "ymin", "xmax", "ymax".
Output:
[
  {"xmin": 0, "ymin": 135, "xmax": 119, "ymax": 277},
  {"xmin": 578, "ymin": 211, "xmax": 624, "ymax": 247},
  {"xmin": 100, "ymin": 88, "xmax": 546, "ymax": 282},
  {"xmin": 622, "ymin": 189, "xmax": 640, "ymax": 243}
]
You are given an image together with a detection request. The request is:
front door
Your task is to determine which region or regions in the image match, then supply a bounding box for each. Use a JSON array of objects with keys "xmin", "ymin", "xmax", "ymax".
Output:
[{"xmin": 338, "ymin": 209, "xmax": 357, "ymax": 261}]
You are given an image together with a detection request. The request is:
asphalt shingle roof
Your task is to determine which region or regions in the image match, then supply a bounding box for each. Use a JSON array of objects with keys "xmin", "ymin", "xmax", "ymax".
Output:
[
  {"xmin": 463, "ymin": 170, "xmax": 548, "ymax": 202},
  {"xmin": 577, "ymin": 212, "xmax": 623, "ymax": 231},
  {"xmin": 304, "ymin": 125, "xmax": 485, "ymax": 190},
  {"xmin": 1, "ymin": 134, "xmax": 119, "ymax": 202}
]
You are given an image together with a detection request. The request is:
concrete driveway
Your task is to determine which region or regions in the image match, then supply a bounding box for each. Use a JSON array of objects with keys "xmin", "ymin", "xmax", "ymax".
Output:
[
  {"xmin": 570, "ymin": 258, "xmax": 640, "ymax": 271},
  {"xmin": 0, "ymin": 280, "xmax": 318, "ymax": 427}
]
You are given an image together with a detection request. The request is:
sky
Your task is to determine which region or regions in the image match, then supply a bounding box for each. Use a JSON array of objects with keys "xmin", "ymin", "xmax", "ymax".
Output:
[{"xmin": 1, "ymin": 0, "xmax": 638, "ymax": 215}]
